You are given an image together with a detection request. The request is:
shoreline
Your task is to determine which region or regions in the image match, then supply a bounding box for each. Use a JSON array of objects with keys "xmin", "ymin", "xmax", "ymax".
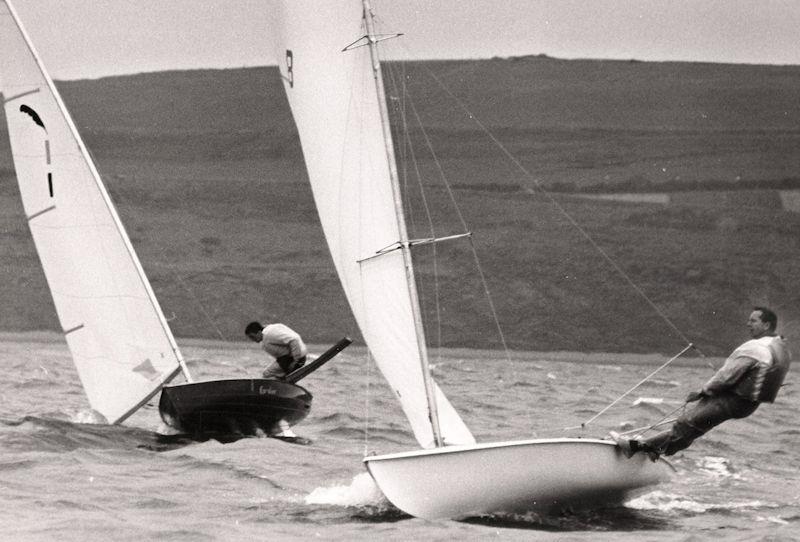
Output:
[{"xmin": 0, "ymin": 331, "xmax": 722, "ymax": 367}]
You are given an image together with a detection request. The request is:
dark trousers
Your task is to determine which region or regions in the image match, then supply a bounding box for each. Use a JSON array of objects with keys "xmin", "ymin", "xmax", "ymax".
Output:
[
  {"xmin": 276, "ymin": 355, "xmax": 306, "ymax": 374},
  {"xmin": 641, "ymin": 393, "xmax": 759, "ymax": 456}
]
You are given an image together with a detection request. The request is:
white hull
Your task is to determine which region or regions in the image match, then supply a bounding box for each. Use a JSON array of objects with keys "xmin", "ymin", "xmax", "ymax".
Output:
[{"xmin": 364, "ymin": 438, "xmax": 674, "ymax": 520}]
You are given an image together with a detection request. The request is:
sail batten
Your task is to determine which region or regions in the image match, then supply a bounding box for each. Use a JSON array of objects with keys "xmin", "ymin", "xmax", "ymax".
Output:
[
  {"xmin": 4, "ymin": 88, "xmax": 41, "ymax": 102},
  {"xmin": 272, "ymin": 0, "xmax": 474, "ymax": 448},
  {"xmin": 1, "ymin": 0, "xmax": 188, "ymax": 423}
]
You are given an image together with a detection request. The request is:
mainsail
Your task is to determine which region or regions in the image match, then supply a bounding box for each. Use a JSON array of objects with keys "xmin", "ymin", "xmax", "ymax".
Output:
[
  {"xmin": 0, "ymin": 1, "xmax": 185, "ymax": 423},
  {"xmin": 272, "ymin": 0, "xmax": 474, "ymax": 448}
]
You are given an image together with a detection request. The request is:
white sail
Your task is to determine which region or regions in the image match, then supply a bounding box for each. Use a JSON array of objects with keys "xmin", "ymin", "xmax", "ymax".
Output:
[
  {"xmin": 0, "ymin": 1, "xmax": 184, "ymax": 424},
  {"xmin": 272, "ymin": 0, "xmax": 474, "ymax": 448}
]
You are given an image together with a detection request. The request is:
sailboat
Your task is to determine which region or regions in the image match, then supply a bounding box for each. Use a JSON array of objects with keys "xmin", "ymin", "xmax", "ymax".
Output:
[
  {"xmin": 272, "ymin": 0, "xmax": 673, "ymax": 519},
  {"xmin": 0, "ymin": 0, "xmax": 348, "ymax": 442}
]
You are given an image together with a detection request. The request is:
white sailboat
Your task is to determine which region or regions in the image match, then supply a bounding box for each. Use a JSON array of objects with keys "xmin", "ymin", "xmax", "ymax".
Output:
[
  {"xmin": 0, "ymin": 0, "xmax": 342, "ymax": 440},
  {"xmin": 272, "ymin": 0, "xmax": 673, "ymax": 519}
]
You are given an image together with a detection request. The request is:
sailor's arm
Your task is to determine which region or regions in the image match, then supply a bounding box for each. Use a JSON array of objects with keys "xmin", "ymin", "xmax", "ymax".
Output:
[
  {"xmin": 701, "ymin": 356, "xmax": 758, "ymax": 395},
  {"xmin": 265, "ymin": 324, "xmax": 308, "ymax": 361},
  {"xmin": 287, "ymin": 334, "xmax": 308, "ymax": 361}
]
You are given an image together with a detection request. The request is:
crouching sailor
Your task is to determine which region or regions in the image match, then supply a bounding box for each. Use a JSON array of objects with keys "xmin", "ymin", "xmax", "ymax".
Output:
[
  {"xmin": 245, "ymin": 320, "xmax": 308, "ymax": 380},
  {"xmin": 614, "ymin": 306, "xmax": 791, "ymax": 459}
]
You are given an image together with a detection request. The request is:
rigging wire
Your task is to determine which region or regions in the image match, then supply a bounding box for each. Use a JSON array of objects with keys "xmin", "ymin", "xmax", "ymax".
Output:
[
  {"xmin": 371, "ymin": 31, "xmax": 706, "ymax": 413},
  {"xmin": 404, "ymin": 94, "xmax": 511, "ymax": 360},
  {"xmin": 413, "ymin": 62, "xmax": 696, "ymax": 349},
  {"xmin": 564, "ymin": 342, "xmax": 695, "ymax": 430},
  {"xmin": 371, "ymin": 13, "xmax": 702, "ymax": 435},
  {"xmin": 382, "ymin": 57, "xmax": 512, "ymax": 362},
  {"xmin": 621, "ymin": 401, "xmax": 688, "ymax": 439},
  {"xmin": 88, "ymin": 149, "xmax": 228, "ymax": 343},
  {"xmin": 373, "ymin": 7, "xmax": 703, "ymax": 352},
  {"xmin": 379, "ymin": 45, "xmax": 714, "ymax": 427},
  {"xmin": 384, "ymin": 60, "xmax": 445, "ymax": 355},
  {"xmin": 618, "ymin": 417, "xmax": 680, "ymax": 437},
  {"xmin": 384, "ymin": 55, "xmax": 710, "ymax": 426},
  {"xmin": 163, "ymin": 266, "xmax": 227, "ymax": 341}
]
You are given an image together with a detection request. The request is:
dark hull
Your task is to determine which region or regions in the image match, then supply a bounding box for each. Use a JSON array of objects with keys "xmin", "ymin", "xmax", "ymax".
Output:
[{"xmin": 158, "ymin": 379, "xmax": 312, "ymax": 442}]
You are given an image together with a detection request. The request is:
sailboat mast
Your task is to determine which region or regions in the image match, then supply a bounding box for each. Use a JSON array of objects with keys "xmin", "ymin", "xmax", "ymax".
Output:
[{"xmin": 361, "ymin": 0, "xmax": 443, "ymax": 447}]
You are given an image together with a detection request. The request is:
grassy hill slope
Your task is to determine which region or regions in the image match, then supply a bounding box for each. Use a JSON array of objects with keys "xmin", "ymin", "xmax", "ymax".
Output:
[{"xmin": 1, "ymin": 57, "xmax": 799, "ymax": 355}]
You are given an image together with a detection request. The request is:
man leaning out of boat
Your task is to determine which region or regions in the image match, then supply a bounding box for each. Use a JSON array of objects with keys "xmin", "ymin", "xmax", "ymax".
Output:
[
  {"xmin": 614, "ymin": 306, "xmax": 791, "ymax": 459},
  {"xmin": 245, "ymin": 321, "xmax": 307, "ymax": 380}
]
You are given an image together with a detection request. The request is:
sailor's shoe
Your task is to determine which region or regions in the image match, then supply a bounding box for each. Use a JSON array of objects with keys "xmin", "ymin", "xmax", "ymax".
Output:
[
  {"xmin": 645, "ymin": 449, "xmax": 661, "ymax": 462},
  {"xmin": 609, "ymin": 431, "xmax": 637, "ymax": 459}
]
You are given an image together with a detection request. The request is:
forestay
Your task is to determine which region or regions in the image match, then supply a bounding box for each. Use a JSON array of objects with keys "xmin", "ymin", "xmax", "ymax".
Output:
[
  {"xmin": 0, "ymin": 1, "xmax": 184, "ymax": 423},
  {"xmin": 272, "ymin": 0, "xmax": 474, "ymax": 448}
]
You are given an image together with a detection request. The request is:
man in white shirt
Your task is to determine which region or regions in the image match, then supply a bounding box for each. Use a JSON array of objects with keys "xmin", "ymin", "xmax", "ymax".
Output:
[
  {"xmin": 245, "ymin": 320, "xmax": 308, "ymax": 380},
  {"xmin": 614, "ymin": 306, "xmax": 791, "ymax": 459}
]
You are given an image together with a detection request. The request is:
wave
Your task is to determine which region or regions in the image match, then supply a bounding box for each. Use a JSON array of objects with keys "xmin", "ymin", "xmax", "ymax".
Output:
[
  {"xmin": 509, "ymin": 380, "xmax": 538, "ymax": 388},
  {"xmin": 311, "ymin": 411, "xmax": 415, "ymax": 446},
  {"xmin": 461, "ymin": 506, "xmax": 673, "ymax": 531},
  {"xmin": 628, "ymin": 490, "xmax": 774, "ymax": 514},
  {"xmin": 639, "ymin": 379, "xmax": 682, "ymax": 389},
  {"xmin": 314, "ymin": 412, "xmax": 366, "ymax": 425},
  {"xmin": 632, "ymin": 396, "xmax": 682, "ymax": 407},
  {"xmin": 0, "ymin": 416, "xmax": 194, "ymax": 453},
  {"xmin": 0, "ymin": 458, "xmax": 37, "ymax": 472},
  {"xmin": 694, "ymin": 456, "xmax": 743, "ymax": 480},
  {"xmin": 305, "ymin": 472, "xmax": 384, "ymax": 506}
]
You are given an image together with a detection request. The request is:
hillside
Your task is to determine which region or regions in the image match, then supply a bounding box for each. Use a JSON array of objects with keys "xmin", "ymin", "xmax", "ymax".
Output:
[{"xmin": 1, "ymin": 56, "xmax": 799, "ymax": 356}]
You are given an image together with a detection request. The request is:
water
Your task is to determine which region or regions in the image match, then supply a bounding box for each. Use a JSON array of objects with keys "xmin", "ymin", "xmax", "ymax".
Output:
[{"xmin": 1, "ymin": 333, "xmax": 798, "ymax": 541}]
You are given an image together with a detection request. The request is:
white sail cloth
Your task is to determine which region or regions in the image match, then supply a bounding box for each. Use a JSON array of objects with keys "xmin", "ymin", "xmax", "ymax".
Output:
[
  {"xmin": 0, "ymin": 1, "xmax": 183, "ymax": 423},
  {"xmin": 272, "ymin": 0, "xmax": 474, "ymax": 448}
]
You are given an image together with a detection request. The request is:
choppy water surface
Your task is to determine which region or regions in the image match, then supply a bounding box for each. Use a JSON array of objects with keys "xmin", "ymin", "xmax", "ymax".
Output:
[{"xmin": 1, "ymin": 334, "xmax": 798, "ymax": 541}]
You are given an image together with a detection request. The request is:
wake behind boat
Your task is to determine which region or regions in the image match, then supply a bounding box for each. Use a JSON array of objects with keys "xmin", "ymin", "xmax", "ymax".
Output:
[
  {"xmin": 0, "ymin": 0, "xmax": 347, "ymax": 443},
  {"xmin": 272, "ymin": 0, "xmax": 673, "ymax": 520}
]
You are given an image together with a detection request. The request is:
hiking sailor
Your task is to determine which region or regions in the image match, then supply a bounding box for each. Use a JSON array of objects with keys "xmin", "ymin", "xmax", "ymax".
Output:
[{"xmin": 614, "ymin": 306, "xmax": 791, "ymax": 459}]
